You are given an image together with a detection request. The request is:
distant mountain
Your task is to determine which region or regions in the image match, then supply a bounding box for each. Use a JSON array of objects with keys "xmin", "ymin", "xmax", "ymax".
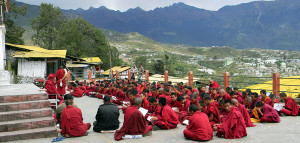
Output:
[{"xmin": 15, "ymin": 0, "xmax": 300, "ymax": 50}]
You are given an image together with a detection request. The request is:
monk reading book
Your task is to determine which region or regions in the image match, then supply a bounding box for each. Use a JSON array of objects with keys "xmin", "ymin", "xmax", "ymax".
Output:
[
  {"xmin": 183, "ymin": 104, "xmax": 213, "ymax": 141},
  {"xmin": 215, "ymin": 100, "xmax": 247, "ymax": 139},
  {"xmin": 279, "ymin": 93, "xmax": 299, "ymax": 116},
  {"xmin": 255, "ymin": 101, "xmax": 280, "ymax": 123}
]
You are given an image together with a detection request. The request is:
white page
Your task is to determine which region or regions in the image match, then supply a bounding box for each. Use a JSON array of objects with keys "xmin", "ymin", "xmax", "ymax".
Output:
[
  {"xmin": 273, "ymin": 103, "xmax": 283, "ymax": 111},
  {"xmin": 112, "ymin": 96, "xmax": 117, "ymax": 101},
  {"xmin": 147, "ymin": 116, "xmax": 153, "ymax": 121},
  {"xmin": 183, "ymin": 120, "xmax": 189, "ymax": 125},
  {"xmin": 139, "ymin": 107, "xmax": 148, "ymax": 116},
  {"xmin": 172, "ymin": 107, "xmax": 178, "ymax": 111}
]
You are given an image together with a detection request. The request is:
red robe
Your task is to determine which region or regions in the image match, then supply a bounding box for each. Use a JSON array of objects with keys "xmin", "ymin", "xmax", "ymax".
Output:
[
  {"xmin": 217, "ymin": 106, "xmax": 247, "ymax": 139},
  {"xmin": 283, "ymin": 97, "xmax": 299, "ymax": 116},
  {"xmin": 154, "ymin": 105, "xmax": 179, "ymax": 129},
  {"xmin": 170, "ymin": 100, "xmax": 182, "ymax": 109},
  {"xmin": 147, "ymin": 104, "xmax": 161, "ymax": 118},
  {"xmin": 45, "ymin": 74, "xmax": 58, "ymax": 95},
  {"xmin": 114, "ymin": 109, "xmax": 152, "ymax": 141},
  {"xmin": 210, "ymin": 81, "xmax": 220, "ymax": 89},
  {"xmin": 236, "ymin": 96, "xmax": 244, "ymax": 104},
  {"xmin": 270, "ymin": 99, "xmax": 280, "ymax": 107},
  {"xmin": 60, "ymin": 106, "xmax": 90, "ymax": 137},
  {"xmin": 184, "ymin": 111, "xmax": 213, "ymax": 141},
  {"xmin": 141, "ymin": 98, "xmax": 149, "ymax": 109},
  {"xmin": 262, "ymin": 97, "xmax": 272, "ymax": 106},
  {"xmin": 206, "ymin": 101, "xmax": 221, "ymax": 126},
  {"xmin": 223, "ymin": 93, "xmax": 232, "ymax": 100},
  {"xmin": 71, "ymin": 87, "xmax": 83, "ymax": 97},
  {"xmin": 56, "ymin": 69, "xmax": 66, "ymax": 95},
  {"xmin": 178, "ymin": 99, "xmax": 191, "ymax": 124},
  {"xmin": 261, "ymin": 104, "xmax": 281, "ymax": 122},
  {"xmin": 237, "ymin": 104, "xmax": 256, "ymax": 127},
  {"xmin": 124, "ymin": 105, "xmax": 139, "ymax": 123}
]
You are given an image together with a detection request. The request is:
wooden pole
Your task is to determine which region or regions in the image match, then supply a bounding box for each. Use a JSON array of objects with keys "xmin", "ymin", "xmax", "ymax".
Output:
[
  {"xmin": 273, "ymin": 73, "xmax": 280, "ymax": 97},
  {"xmin": 223, "ymin": 72, "xmax": 230, "ymax": 89},
  {"xmin": 164, "ymin": 71, "xmax": 168, "ymax": 83},
  {"xmin": 145, "ymin": 70, "xmax": 149, "ymax": 82},
  {"xmin": 188, "ymin": 71, "xmax": 193, "ymax": 86}
]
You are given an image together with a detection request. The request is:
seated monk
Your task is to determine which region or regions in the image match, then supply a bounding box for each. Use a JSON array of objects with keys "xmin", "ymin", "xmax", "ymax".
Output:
[
  {"xmin": 230, "ymin": 91, "xmax": 243, "ymax": 104},
  {"xmin": 203, "ymin": 94, "xmax": 221, "ymax": 129},
  {"xmin": 146, "ymin": 97, "xmax": 161, "ymax": 121},
  {"xmin": 215, "ymin": 100, "xmax": 247, "ymax": 139},
  {"xmin": 232, "ymin": 99, "xmax": 256, "ymax": 127},
  {"xmin": 114, "ymin": 98, "xmax": 152, "ymax": 141},
  {"xmin": 55, "ymin": 94, "xmax": 78, "ymax": 124},
  {"xmin": 59, "ymin": 94, "xmax": 91, "ymax": 137},
  {"xmin": 255, "ymin": 101, "xmax": 280, "ymax": 123},
  {"xmin": 189, "ymin": 93, "xmax": 198, "ymax": 105},
  {"xmin": 70, "ymin": 84, "xmax": 83, "ymax": 97},
  {"xmin": 139, "ymin": 93, "xmax": 149, "ymax": 109},
  {"xmin": 183, "ymin": 104, "xmax": 213, "ymax": 141},
  {"xmin": 151, "ymin": 97, "xmax": 179, "ymax": 130},
  {"xmin": 112, "ymin": 85, "xmax": 126, "ymax": 105},
  {"xmin": 260, "ymin": 90, "xmax": 272, "ymax": 106},
  {"xmin": 279, "ymin": 93, "xmax": 299, "ymax": 116},
  {"xmin": 197, "ymin": 101, "xmax": 207, "ymax": 113},
  {"xmin": 220, "ymin": 89, "xmax": 231, "ymax": 101},
  {"xmin": 269, "ymin": 94, "xmax": 280, "ymax": 107},
  {"xmin": 169, "ymin": 92, "xmax": 182, "ymax": 108},
  {"xmin": 177, "ymin": 95, "xmax": 191, "ymax": 124}
]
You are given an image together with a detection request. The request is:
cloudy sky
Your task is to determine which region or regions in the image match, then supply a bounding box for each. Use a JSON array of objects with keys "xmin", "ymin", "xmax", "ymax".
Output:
[{"xmin": 17, "ymin": 0, "xmax": 271, "ymax": 11}]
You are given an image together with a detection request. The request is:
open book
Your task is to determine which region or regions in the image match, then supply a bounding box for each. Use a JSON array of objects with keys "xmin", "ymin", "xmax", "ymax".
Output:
[
  {"xmin": 273, "ymin": 103, "xmax": 283, "ymax": 111},
  {"xmin": 172, "ymin": 107, "xmax": 178, "ymax": 111},
  {"xmin": 139, "ymin": 107, "xmax": 148, "ymax": 116},
  {"xmin": 183, "ymin": 120, "xmax": 189, "ymax": 125},
  {"xmin": 147, "ymin": 116, "xmax": 153, "ymax": 121},
  {"xmin": 111, "ymin": 96, "xmax": 117, "ymax": 101}
]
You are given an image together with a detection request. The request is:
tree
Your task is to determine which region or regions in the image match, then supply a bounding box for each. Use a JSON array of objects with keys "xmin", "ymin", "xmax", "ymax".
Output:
[
  {"xmin": 31, "ymin": 3, "xmax": 65, "ymax": 49},
  {"xmin": 153, "ymin": 60, "xmax": 164, "ymax": 74},
  {"xmin": 5, "ymin": 1, "xmax": 28, "ymax": 44},
  {"xmin": 57, "ymin": 17, "xmax": 121, "ymax": 70}
]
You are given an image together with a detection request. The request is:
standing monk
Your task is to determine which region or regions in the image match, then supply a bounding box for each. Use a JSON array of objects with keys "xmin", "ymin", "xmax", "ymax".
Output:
[
  {"xmin": 183, "ymin": 104, "xmax": 213, "ymax": 141},
  {"xmin": 215, "ymin": 100, "xmax": 247, "ymax": 139},
  {"xmin": 56, "ymin": 66, "xmax": 67, "ymax": 95}
]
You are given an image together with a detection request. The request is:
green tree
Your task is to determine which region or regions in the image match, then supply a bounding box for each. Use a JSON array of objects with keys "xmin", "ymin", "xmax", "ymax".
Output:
[
  {"xmin": 153, "ymin": 60, "xmax": 164, "ymax": 74},
  {"xmin": 31, "ymin": 3, "xmax": 65, "ymax": 49},
  {"xmin": 5, "ymin": 1, "xmax": 28, "ymax": 44}
]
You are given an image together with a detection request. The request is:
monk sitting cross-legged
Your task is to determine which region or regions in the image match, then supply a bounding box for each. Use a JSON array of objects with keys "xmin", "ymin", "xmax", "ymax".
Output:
[
  {"xmin": 114, "ymin": 98, "xmax": 153, "ymax": 141},
  {"xmin": 203, "ymin": 94, "xmax": 221, "ymax": 129},
  {"xmin": 279, "ymin": 92, "xmax": 299, "ymax": 116},
  {"xmin": 183, "ymin": 104, "xmax": 213, "ymax": 141},
  {"xmin": 255, "ymin": 101, "xmax": 280, "ymax": 123},
  {"xmin": 215, "ymin": 100, "xmax": 247, "ymax": 139},
  {"xmin": 232, "ymin": 99, "xmax": 256, "ymax": 127},
  {"xmin": 59, "ymin": 94, "xmax": 91, "ymax": 137},
  {"xmin": 151, "ymin": 97, "xmax": 179, "ymax": 130}
]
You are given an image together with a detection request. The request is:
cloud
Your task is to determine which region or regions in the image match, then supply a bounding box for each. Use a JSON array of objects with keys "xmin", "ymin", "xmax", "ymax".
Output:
[{"xmin": 17, "ymin": 0, "xmax": 271, "ymax": 11}]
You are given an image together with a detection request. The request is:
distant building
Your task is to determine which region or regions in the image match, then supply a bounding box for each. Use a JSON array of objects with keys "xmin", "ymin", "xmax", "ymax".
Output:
[{"xmin": 224, "ymin": 57, "xmax": 234, "ymax": 66}]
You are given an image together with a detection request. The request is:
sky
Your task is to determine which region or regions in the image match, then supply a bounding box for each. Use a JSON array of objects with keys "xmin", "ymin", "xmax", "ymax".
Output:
[{"xmin": 17, "ymin": 0, "xmax": 271, "ymax": 11}]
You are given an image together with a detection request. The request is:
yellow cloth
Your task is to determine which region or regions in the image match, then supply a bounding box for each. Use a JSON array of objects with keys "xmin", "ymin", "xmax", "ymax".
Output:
[
  {"xmin": 262, "ymin": 97, "xmax": 270, "ymax": 104},
  {"xmin": 251, "ymin": 107, "xmax": 261, "ymax": 123}
]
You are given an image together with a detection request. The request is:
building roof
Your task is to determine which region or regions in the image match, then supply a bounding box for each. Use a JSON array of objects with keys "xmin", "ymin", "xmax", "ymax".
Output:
[
  {"xmin": 102, "ymin": 66, "xmax": 131, "ymax": 75},
  {"xmin": 6, "ymin": 43, "xmax": 67, "ymax": 58},
  {"xmin": 246, "ymin": 75, "xmax": 300, "ymax": 98},
  {"xmin": 66, "ymin": 63, "xmax": 89, "ymax": 68},
  {"xmin": 81, "ymin": 57, "xmax": 102, "ymax": 64}
]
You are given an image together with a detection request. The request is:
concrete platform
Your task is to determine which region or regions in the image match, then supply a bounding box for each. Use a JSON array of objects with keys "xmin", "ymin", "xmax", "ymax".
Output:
[
  {"xmin": 0, "ymin": 84, "xmax": 45, "ymax": 96},
  {"xmin": 10, "ymin": 96, "xmax": 300, "ymax": 143}
]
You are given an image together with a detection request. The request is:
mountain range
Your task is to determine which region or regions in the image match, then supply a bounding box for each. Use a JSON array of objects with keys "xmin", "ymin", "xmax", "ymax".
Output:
[{"xmin": 15, "ymin": 0, "xmax": 300, "ymax": 50}]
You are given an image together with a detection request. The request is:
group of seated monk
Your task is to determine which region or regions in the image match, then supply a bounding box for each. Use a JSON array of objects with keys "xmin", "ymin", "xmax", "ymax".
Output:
[{"xmin": 46, "ymin": 76, "xmax": 299, "ymax": 141}]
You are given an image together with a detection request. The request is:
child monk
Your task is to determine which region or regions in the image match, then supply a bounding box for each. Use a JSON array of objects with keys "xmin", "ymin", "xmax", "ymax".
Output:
[{"xmin": 183, "ymin": 104, "xmax": 213, "ymax": 141}]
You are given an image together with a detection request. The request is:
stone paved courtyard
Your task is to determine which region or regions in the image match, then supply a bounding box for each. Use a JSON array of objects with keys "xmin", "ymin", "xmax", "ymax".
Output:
[{"xmin": 11, "ymin": 96, "xmax": 300, "ymax": 143}]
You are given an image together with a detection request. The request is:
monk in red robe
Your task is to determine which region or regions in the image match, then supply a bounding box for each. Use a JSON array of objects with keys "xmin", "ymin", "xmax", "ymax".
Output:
[
  {"xmin": 169, "ymin": 93, "xmax": 182, "ymax": 108},
  {"xmin": 71, "ymin": 84, "xmax": 83, "ymax": 97},
  {"xmin": 151, "ymin": 97, "xmax": 179, "ymax": 130},
  {"xmin": 215, "ymin": 100, "xmax": 247, "ymax": 139},
  {"xmin": 209, "ymin": 79, "xmax": 220, "ymax": 89},
  {"xmin": 255, "ymin": 101, "xmax": 280, "ymax": 123},
  {"xmin": 59, "ymin": 94, "xmax": 91, "ymax": 137},
  {"xmin": 139, "ymin": 92, "xmax": 149, "ymax": 109},
  {"xmin": 112, "ymin": 86, "xmax": 126, "ymax": 105},
  {"xmin": 56, "ymin": 67, "xmax": 66, "ymax": 95},
  {"xmin": 114, "ymin": 98, "xmax": 152, "ymax": 141},
  {"xmin": 203, "ymin": 94, "xmax": 221, "ymax": 128},
  {"xmin": 183, "ymin": 104, "xmax": 213, "ymax": 141},
  {"xmin": 230, "ymin": 91, "xmax": 243, "ymax": 104},
  {"xmin": 232, "ymin": 99, "xmax": 256, "ymax": 127},
  {"xmin": 176, "ymin": 95, "xmax": 191, "ymax": 124},
  {"xmin": 260, "ymin": 90, "xmax": 272, "ymax": 106},
  {"xmin": 197, "ymin": 101, "xmax": 207, "ymax": 113},
  {"xmin": 45, "ymin": 73, "xmax": 58, "ymax": 95},
  {"xmin": 189, "ymin": 93, "xmax": 198, "ymax": 105},
  {"xmin": 146, "ymin": 97, "xmax": 161, "ymax": 121},
  {"xmin": 269, "ymin": 94, "xmax": 280, "ymax": 107},
  {"xmin": 279, "ymin": 93, "xmax": 299, "ymax": 116}
]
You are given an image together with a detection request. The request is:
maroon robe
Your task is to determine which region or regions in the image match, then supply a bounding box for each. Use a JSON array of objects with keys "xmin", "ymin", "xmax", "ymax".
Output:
[
  {"xmin": 210, "ymin": 81, "xmax": 220, "ymax": 89},
  {"xmin": 206, "ymin": 101, "xmax": 221, "ymax": 126},
  {"xmin": 56, "ymin": 69, "xmax": 66, "ymax": 95},
  {"xmin": 71, "ymin": 87, "xmax": 83, "ymax": 97},
  {"xmin": 184, "ymin": 111, "xmax": 213, "ymax": 141},
  {"xmin": 217, "ymin": 106, "xmax": 247, "ymax": 139},
  {"xmin": 154, "ymin": 105, "xmax": 179, "ymax": 129},
  {"xmin": 237, "ymin": 104, "xmax": 256, "ymax": 127},
  {"xmin": 261, "ymin": 104, "xmax": 280, "ymax": 123},
  {"xmin": 60, "ymin": 106, "xmax": 91, "ymax": 137},
  {"xmin": 282, "ymin": 97, "xmax": 299, "ymax": 116},
  {"xmin": 114, "ymin": 110, "xmax": 152, "ymax": 141},
  {"xmin": 45, "ymin": 74, "xmax": 58, "ymax": 95}
]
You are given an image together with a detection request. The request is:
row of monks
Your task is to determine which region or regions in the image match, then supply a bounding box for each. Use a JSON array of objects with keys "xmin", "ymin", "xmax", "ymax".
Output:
[{"xmin": 45, "ymin": 73, "xmax": 300, "ymax": 141}]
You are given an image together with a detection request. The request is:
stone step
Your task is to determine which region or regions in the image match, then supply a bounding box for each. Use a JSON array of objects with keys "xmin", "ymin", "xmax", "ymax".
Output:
[
  {"xmin": 0, "ymin": 93, "xmax": 48, "ymax": 103},
  {"xmin": 0, "ymin": 127, "xmax": 57, "ymax": 142},
  {"xmin": 0, "ymin": 117, "xmax": 55, "ymax": 133},
  {"xmin": 0, "ymin": 108, "xmax": 53, "ymax": 122},
  {"xmin": 0, "ymin": 100, "xmax": 50, "ymax": 112}
]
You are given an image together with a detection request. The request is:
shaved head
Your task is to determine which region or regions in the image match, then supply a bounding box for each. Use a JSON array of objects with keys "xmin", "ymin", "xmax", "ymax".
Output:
[
  {"xmin": 231, "ymin": 99, "xmax": 238, "ymax": 104},
  {"xmin": 133, "ymin": 98, "xmax": 142, "ymax": 106}
]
